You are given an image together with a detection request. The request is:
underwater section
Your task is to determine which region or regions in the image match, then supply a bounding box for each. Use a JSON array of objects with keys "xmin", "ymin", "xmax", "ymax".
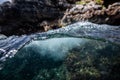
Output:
[
  {"xmin": 0, "ymin": 22, "xmax": 120, "ymax": 80},
  {"xmin": 0, "ymin": 22, "xmax": 120, "ymax": 63},
  {"xmin": 0, "ymin": 37, "xmax": 120, "ymax": 80}
]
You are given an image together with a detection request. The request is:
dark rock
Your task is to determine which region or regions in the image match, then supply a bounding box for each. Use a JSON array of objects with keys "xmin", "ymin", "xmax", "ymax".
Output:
[
  {"xmin": 104, "ymin": 0, "xmax": 120, "ymax": 6},
  {"xmin": 0, "ymin": 0, "xmax": 120, "ymax": 36},
  {"xmin": 0, "ymin": 0, "xmax": 71, "ymax": 36}
]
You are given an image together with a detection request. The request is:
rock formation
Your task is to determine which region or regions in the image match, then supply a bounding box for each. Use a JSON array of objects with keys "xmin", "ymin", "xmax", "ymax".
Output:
[
  {"xmin": 61, "ymin": 1, "xmax": 120, "ymax": 26},
  {"xmin": 0, "ymin": 0, "xmax": 119, "ymax": 36},
  {"xmin": 0, "ymin": 0, "xmax": 71, "ymax": 36}
]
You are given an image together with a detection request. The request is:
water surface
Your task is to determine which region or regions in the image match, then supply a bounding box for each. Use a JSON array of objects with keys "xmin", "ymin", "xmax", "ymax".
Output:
[{"xmin": 0, "ymin": 22, "xmax": 120, "ymax": 80}]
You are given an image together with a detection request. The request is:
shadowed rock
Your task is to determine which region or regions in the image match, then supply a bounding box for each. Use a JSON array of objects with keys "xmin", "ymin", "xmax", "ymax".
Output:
[
  {"xmin": 0, "ymin": 0, "xmax": 71, "ymax": 36},
  {"xmin": 0, "ymin": 0, "xmax": 120, "ymax": 36}
]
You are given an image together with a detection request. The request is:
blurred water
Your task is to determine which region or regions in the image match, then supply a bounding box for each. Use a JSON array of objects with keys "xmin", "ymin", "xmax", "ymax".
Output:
[{"xmin": 0, "ymin": 0, "xmax": 11, "ymax": 4}]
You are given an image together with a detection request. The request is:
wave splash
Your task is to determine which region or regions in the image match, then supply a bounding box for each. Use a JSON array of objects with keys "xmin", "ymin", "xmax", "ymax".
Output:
[{"xmin": 0, "ymin": 22, "xmax": 119, "ymax": 63}]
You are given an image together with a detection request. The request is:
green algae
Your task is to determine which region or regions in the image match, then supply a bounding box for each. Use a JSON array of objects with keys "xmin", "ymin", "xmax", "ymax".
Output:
[{"xmin": 0, "ymin": 38, "xmax": 120, "ymax": 80}]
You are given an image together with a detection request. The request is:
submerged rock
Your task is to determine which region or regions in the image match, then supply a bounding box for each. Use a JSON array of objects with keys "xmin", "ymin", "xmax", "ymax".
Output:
[{"xmin": 0, "ymin": 37, "xmax": 119, "ymax": 80}]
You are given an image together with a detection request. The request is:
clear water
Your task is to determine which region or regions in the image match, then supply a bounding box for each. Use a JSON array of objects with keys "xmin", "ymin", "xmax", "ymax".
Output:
[
  {"xmin": 0, "ymin": 22, "xmax": 120, "ymax": 80},
  {"xmin": 0, "ymin": 37, "xmax": 120, "ymax": 80}
]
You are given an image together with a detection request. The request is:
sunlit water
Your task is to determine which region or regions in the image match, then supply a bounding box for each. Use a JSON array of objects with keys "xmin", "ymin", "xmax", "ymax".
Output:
[{"xmin": 0, "ymin": 22, "xmax": 120, "ymax": 80}]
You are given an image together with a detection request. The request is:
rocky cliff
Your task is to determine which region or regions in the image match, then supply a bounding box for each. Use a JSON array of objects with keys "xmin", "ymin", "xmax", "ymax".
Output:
[
  {"xmin": 61, "ymin": 0, "xmax": 120, "ymax": 26},
  {"xmin": 0, "ymin": 0, "xmax": 119, "ymax": 36},
  {"xmin": 0, "ymin": 0, "xmax": 71, "ymax": 35}
]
